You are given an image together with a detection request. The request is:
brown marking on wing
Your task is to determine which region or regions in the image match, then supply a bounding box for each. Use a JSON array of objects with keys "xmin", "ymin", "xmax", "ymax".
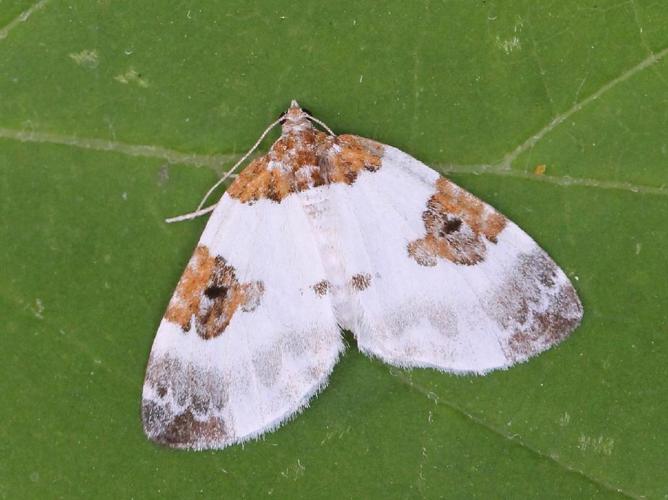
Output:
[
  {"xmin": 323, "ymin": 135, "xmax": 383, "ymax": 185},
  {"xmin": 350, "ymin": 273, "xmax": 372, "ymax": 291},
  {"xmin": 226, "ymin": 155, "xmax": 295, "ymax": 203},
  {"xmin": 164, "ymin": 245, "xmax": 264, "ymax": 339},
  {"xmin": 142, "ymin": 353, "xmax": 232, "ymax": 449},
  {"xmin": 227, "ymin": 129, "xmax": 384, "ymax": 204},
  {"xmin": 408, "ymin": 178, "xmax": 507, "ymax": 266},
  {"xmin": 312, "ymin": 280, "xmax": 331, "ymax": 297},
  {"xmin": 145, "ymin": 406, "xmax": 229, "ymax": 448},
  {"xmin": 486, "ymin": 251, "xmax": 583, "ymax": 363}
]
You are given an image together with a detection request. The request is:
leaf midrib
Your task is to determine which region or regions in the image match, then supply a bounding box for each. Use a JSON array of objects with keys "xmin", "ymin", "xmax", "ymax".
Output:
[{"xmin": 389, "ymin": 370, "xmax": 637, "ymax": 499}]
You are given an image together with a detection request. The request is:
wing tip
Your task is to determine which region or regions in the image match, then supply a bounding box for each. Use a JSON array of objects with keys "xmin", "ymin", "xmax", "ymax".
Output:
[
  {"xmin": 141, "ymin": 372, "xmax": 337, "ymax": 451},
  {"xmin": 500, "ymin": 277, "xmax": 584, "ymax": 366},
  {"xmin": 142, "ymin": 397, "xmax": 234, "ymax": 451},
  {"xmin": 142, "ymin": 341, "xmax": 346, "ymax": 451}
]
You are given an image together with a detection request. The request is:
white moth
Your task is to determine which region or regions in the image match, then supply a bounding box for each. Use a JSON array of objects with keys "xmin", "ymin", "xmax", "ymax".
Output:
[{"xmin": 142, "ymin": 101, "xmax": 583, "ymax": 450}]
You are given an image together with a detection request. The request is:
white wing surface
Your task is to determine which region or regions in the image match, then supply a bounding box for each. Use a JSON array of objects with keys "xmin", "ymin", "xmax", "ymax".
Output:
[{"xmin": 321, "ymin": 142, "xmax": 582, "ymax": 374}]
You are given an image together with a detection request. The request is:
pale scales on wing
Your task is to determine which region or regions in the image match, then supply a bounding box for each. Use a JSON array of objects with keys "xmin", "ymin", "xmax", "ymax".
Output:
[{"xmin": 142, "ymin": 101, "xmax": 583, "ymax": 450}]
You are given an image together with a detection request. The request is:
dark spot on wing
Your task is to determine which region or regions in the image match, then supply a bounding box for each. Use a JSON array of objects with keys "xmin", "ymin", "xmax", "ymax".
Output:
[
  {"xmin": 312, "ymin": 280, "xmax": 331, "ymax": 297},
  {"xmin": 350, "ymin": 273, "xmax": 372, "ymax": 291},
  {"xmin": 164, "ymin": 245, "xmax": 265, "ymax": 340},
  {"xmin": 439, "ymin": 217, "xmax": 462, "ymax": 236},
  {"xmin": 204, "ymin": 284, "xmax": 228, "ymax": 300}
]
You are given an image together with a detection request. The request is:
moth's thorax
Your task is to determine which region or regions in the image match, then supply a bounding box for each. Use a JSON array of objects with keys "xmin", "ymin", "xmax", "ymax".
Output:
[
  {"xmin": 280, "ymin": 114, "xmax": 313, "ymax": 135},
  {"xmin": 267, "ymin": 127, "xmax": 330, "ymax": 175}
]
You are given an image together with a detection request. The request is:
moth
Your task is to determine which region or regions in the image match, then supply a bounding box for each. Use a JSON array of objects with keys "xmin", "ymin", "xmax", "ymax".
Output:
[{"xmin": 142, "ymin": 101, "xmax": 583, "ymax": 450}]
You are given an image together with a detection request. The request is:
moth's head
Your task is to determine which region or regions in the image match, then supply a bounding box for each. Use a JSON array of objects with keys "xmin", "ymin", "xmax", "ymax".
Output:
[{"xmin": 279, "ymin": 100, "xmax": 313, "ymax": 134}]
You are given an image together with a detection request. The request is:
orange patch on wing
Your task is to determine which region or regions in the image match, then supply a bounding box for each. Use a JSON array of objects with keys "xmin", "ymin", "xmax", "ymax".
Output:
[
  {"xmin": 408, "ymin": 178, "xmax": 507, "ymax": 266},
  {"xmin": 164, "ymin": 246, "xmax": 214, "ymax": 328},
  {"xmin": 165, "ymin": 245, "xmax": 264, "ymax": 339},
  {"xmin": 227, "ymin": 131, "xmax": 384, "ymax": 204},
  {"xmin": 324, "ymin": 135, "xmax": 383, "ymax": 185}
]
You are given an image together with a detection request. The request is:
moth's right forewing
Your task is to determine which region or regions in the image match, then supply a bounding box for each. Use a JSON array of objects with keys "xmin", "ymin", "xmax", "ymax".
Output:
[{"xmin": 329, "ymin": 141, "xmax": 583, "ymax": 374}]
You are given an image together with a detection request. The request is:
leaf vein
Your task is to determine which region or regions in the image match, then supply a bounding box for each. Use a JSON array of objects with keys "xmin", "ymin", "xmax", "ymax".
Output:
[
  {"xmin": 437, "ymin": 163, "xmax": 668, "ymax": 197},
  {"xmin": 498, "ymin": 43, "xmax": 668, "ymax": 169},
  {"xmin": 0, "ymin": 126, "xmax": 236, "ymax": 170},
  {"xmin": 1, "ymin": 126, "xmax": 665, "ymax": 197},
  {"xmin": 0, "ymin": 0, "xmax": 50, "ymax": 41},
  {"xmin": 389, "ymin": 370, "xmax": 639, "ymax": 499}
]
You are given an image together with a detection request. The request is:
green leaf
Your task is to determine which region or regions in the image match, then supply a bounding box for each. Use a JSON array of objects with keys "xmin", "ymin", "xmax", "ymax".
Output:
[{"xmin": 1, "ymin": 0, "xmax": 666, "ymax": 498}]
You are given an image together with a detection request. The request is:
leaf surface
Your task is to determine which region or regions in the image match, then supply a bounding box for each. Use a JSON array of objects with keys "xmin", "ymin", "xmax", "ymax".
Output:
[{"xmin": 1, "ymin": 1, "xmax": 666, "ymax": 498}]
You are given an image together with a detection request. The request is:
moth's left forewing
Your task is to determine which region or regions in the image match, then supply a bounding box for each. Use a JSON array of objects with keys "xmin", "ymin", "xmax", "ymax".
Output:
[
  {"xmin": 334, "ymin": 139, "xmax": 583, "ymax": 373},
  {"xmin": 142, "ymin": 194, "xmax": 344, "ymax": 450}
]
